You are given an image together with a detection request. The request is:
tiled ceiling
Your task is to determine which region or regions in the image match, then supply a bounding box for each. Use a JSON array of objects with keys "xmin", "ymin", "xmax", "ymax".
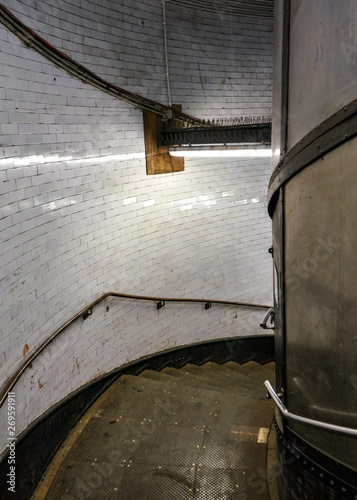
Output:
[{"xmin": 168, "ymin": 0, "xmax": 274, "ymax": 19}]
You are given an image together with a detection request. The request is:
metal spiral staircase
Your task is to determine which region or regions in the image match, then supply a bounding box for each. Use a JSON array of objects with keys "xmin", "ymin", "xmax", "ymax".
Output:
[{"xmin": 34, "ymin": 360, "xmax": 277, "ymax": 499}]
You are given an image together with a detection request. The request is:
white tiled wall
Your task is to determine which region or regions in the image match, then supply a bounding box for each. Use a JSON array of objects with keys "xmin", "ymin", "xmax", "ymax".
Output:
[
  {"xmin": 0, "ymin": 1, "xmax": 273, "ymax": 452},
  {"xmin": 166, "ymin": 3, "xmax": 273, "ymax": 118},
  {"xmin": 3, "ymin": 0, "xmax": 273, "ymax": 112}
]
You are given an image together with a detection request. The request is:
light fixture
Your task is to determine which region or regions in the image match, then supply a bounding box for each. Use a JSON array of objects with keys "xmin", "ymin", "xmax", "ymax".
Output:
[
  {"xmin": 0, "ymin": 152, "xmax": 146, "ymax": 169},
  {"xmin": 169, "ymin": 146, "xmax": 272, "ymax": 158}
]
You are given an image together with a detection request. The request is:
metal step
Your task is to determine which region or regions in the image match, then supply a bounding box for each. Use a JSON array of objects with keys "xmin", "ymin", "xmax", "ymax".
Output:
[
  {"xmin": 37, "ymin": 361, "xmax": 276, "ymax": 500},
  {"xmin": 182, "ymin": 362, "xmax": 262, "ymax": 390},
  {"xmin": 162, "ymin": 365, "xmax": 260, "ymax": 396},
  {"xmin": 225, "ymin": 360, "xmax": 275, "ymax": 383}
]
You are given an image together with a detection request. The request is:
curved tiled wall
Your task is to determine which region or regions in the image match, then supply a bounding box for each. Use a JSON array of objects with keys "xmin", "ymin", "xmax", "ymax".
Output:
[
  {"xmin": 167, "ymin": 3, "xmax": 273, "ymax": 118},
  {"xmin": 0, "ymin": 1, "xmax": 273, "ymax": 452},
  {"xmin": 4, "ymin": 0, "xmax": 273, "ymax": 113}
]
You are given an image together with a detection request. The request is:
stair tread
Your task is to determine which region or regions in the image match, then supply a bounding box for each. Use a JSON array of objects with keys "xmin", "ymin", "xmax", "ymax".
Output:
[
  {"xmin": 120, "ymin": 372, "xmax": 272, "ymax": 410},
  {"xmin": 182, "ymin": 362, "xmax": 265, "ymax": 389},
  {"xmin": 225, "ymin": 360, "xmax": 274, "ymax": 380},
  {"xmin": 203, "ymin": 360, "xmax": 273, "ymax": 380},
  {"xmin": 243, "ymin": 360, "xmax": 273, "ymax": 373},
  {"xmin": 159, "ymin": 367, "xmax": 271, "ymax": 402},
  {"xmin": 138, "ymin": 368, "xmax": 258, "ymax": 395},
  {"xmin": 41, "ymin": 359, "xmax": 275, "ymax": 500},
  {"xmin": 138, "ymin": 368, "xmax": 183, "ymax": 384},
  {"xmin": 264, "ymin": 361, "xmax": 275, "ymax": 371},
  {"xmin": 162, "ymin": 365, "xmax": 264, "ymax": 394}
]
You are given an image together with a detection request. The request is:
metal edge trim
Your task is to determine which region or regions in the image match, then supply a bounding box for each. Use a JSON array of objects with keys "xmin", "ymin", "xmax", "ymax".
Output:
[{"xmin": 268, "ymin": 98, "xmax": 357, "ymax": 217}]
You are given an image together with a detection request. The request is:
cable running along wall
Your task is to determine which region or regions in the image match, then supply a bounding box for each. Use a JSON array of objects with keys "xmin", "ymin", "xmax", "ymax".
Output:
[{"xmin": 0, "ymin": 3, "xmax": 205, "ymax": 127}]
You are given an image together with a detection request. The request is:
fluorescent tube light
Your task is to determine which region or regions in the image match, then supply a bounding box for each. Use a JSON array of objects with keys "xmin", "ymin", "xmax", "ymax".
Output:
[{"xmin": 169, "ymin": 148, "xmax": 272, "ymax": 158}]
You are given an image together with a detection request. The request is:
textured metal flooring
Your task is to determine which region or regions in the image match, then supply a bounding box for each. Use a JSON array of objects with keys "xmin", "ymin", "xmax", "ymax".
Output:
[{"xmin": 39, "ymin": 362, "xmax": 275, "ymax": 499}]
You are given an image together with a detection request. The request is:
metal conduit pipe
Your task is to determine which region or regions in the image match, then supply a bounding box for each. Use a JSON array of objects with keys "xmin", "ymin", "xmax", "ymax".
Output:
[
  {"xmin": 161, "ymin": 0, "xmax": 172, "ymax": 107},
  {"xmin": 0, "ymin": 291, "xmax": 272, "ymax": 408}
]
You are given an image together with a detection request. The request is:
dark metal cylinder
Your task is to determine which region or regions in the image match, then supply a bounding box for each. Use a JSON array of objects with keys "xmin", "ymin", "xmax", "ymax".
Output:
[{"xmin": 270, "ymin": 0, "xmax": 357, "ymax": 492}]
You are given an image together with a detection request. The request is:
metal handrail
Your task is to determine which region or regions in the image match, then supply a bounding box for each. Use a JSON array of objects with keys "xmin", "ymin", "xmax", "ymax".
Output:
[
  {"xmin": 264, "ymin": 380, "xmax": 357, "ymax": 437},
  {"xmin": 0, "ymin": 291, "xmax": 271, "ymax": 408},
  {"xmin": 259, "ymin": 307, "xmax": 274, "ymax": 329}
]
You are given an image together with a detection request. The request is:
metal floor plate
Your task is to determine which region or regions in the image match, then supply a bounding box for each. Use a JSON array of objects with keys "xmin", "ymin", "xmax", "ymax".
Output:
[{"xmin": 40, "ymin": 362, "xmax": 275, "ymax": 499}]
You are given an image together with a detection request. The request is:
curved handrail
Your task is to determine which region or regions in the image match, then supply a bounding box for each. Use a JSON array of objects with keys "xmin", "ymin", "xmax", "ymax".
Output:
[
  {"xmin": 0, "ymin": 292, "xmax": 271, "ymax": 408},
  {"xmin": 265, "ymin": 380, "xmax": 357, "ymax": 437}
]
